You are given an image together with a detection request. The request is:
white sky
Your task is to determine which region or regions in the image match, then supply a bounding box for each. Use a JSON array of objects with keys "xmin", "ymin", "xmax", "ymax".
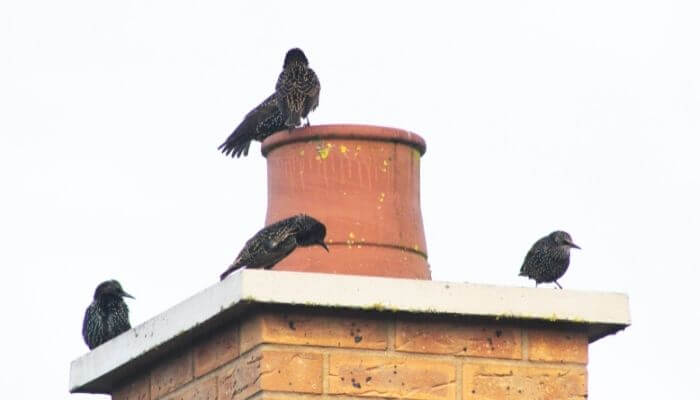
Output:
[{"xmin": 1, "ymin": 1, "xmax": 698, "ymax": 398}]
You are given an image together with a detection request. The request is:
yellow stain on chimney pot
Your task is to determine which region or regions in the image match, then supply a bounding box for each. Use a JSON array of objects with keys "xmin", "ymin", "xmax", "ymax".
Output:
[{"xmin": 316, "ymin": 142, "xmax": 332, "ymax": 160}]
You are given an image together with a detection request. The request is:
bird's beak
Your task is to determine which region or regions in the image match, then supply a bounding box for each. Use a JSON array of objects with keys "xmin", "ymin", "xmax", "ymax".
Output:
[
  {"xmin": 568, "ymin": 241, "xmax": 581, "ymax": 250},
  {"xmin": 319, "ymin": 242, "xmax": 329, "ymax": 252},
  {"xmin": 121, "ymin": 291, "xmax": 135, "ymax": 299}
]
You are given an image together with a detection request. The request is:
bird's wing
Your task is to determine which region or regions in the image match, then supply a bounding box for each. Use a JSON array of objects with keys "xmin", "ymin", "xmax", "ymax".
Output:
[
  {"xmin": 82, "ymin": 303, "xmax": 95, "ymax": 346},
  {"xmin": 303, "ymin": 68, "xmax": 321, "ymax": 114},
  {"xmin": 519, "ymin": 247, "xmax": 536, "ymax": 274},
  {"xmin": 218, "ymin": 94, "xmax": 280, "ymax": 158},
  {"xmin": 275, "ymin": 67, "xmax": 314, "ymax": 118},
  {"xmin": 256, "ymin": 108, "xmax": 285, "ymax": 138},
  {"xmin": 520, "ymin": 239, "xmax": 550, "ymax": 274},
  {"xmin": 220, "ymin": 237, "xmax": 256, "ymax": 280},
  {"xmin": 106, "ymin": 302, "xmax": 131, "ymax": 333},
  {"xmin": 220, "ymin": 254, "xmax": 246, "ymax": 280},
  {"xmin": 275, "ymin": 70, "xmax": 292, "ymax": 97},
  {"xmin": 278, "ymin": 68, "xmax": 320, "ymax": 100},
  {"xmin": 265, "ymin": 224, "xmax": 299, "ymax": 250}
]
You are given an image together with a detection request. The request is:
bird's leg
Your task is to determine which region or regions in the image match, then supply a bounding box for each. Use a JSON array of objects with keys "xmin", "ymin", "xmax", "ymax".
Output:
[
  {"xmin": 304, "ymin": 117, "xmax": 311, "ymax": 127},
  {"xmin": 535, "ymin": 282, "xmax": 539, "ymax": 288},
  {"xmin": 554, "ymin": 281, "xmax": 563, "ymax": 289}
]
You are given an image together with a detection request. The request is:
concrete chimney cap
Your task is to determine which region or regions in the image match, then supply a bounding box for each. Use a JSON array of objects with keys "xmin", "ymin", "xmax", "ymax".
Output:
[{"xmin": 69, "ymin": 270, "xmax": 630, "ymax": 394}]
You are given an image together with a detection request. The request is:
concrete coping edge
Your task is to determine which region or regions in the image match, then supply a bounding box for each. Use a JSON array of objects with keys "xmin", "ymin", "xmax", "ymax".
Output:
[{"xmin": 69, "ymin": 269, "xmax": 630, "ymax": 393}]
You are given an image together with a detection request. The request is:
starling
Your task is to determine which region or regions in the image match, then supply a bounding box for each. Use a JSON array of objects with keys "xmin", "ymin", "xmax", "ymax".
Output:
[
  {"xmin": 220, "ymin": 214, "xmax": 328, "ymax": 280},
  {"xmin": 519, "ymin": 231, "xmax": 581, "ymax": 289},
  {"xmin": 218, "ymin": 93, "xmax": 286, "ymax": 158},
  {"xmin": 82, "ymin": 280, "xmax": 134, "ymax": 350},
  {"xmin": 275, "ymin": 48, "xmax": 321, "ymax": 129}
]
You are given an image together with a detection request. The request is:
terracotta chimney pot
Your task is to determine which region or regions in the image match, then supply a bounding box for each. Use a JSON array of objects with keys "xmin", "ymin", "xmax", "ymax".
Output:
[{"xmin": 261, "ymin": 124, "xmax": 430, "ymax": 279}]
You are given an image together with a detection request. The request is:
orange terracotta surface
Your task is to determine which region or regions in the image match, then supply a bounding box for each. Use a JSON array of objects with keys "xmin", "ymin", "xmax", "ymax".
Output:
[{"xmin": 261, "ymin": 124, "xmax": 430, "ymax": 279}]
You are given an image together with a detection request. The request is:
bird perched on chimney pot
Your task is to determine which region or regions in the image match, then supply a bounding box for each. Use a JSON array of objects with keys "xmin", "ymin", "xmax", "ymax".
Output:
[
  {"xmin": 82, "ymin": 280, "xmax": 134, "ymax": 349},
  {"xmin": 217, "ymin": 93, "xmax": 286, "ymax": 158},
  {"xmin": 275, "ymin": 48, "xmax": 321, "ymax": 129},
  {"xmin": 519, "ymin": 231, "xmax": 580, "ymax": 289},
  {"xmin": 220, "ymin": 214, "xmax": 328, "ymax": 280}
]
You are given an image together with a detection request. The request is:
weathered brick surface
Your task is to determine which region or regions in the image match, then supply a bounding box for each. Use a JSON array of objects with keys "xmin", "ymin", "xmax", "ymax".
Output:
[
  {"xmin": 328, "ymin": 353, "xmax": 456, "ymax": 400},
  {"xmin": 113, "ymin": 374, "xmax": 150, "ymax": 400},
  {"xmin": 258, "ymin": 396, "xmax": 323, "ymax": 400},
  {"xmin": 163, "ymin": 376, "xmax": 217, "ymax": 400},
  {"xmin": 240, "ymin": 312, "xmax": 388, "ymax": 353},
  {"xmin": 258, "ymin": 396, "xmax": 322, "ymax": 400},
  {"xmin": 462, "ymin": 363, "xmax": 587, "ymax": 400},
  {"xmin": 218, "ymin": 349, "xmax": 323, "ymax": 399},
  {"xmin": 528, "ymin": 329, "xmax": 588, "ymax": 364},
  {"xmin": 218, "ymin": 350, "xmax": 262, "ymax": 400},
  {"xmin": 194, "ymin": 323, "xmax": 240, "ymax": 377},
  {"xmin": 151, "ymin": 350, "xmax": 193, "ymax": 399},
  {"xmin": 112, "ymin": 310, "xmax": 595, "ymax": 400},
  {"xmin": 396, "ymin": 320, "xmax": 522, "ymax": 360}
]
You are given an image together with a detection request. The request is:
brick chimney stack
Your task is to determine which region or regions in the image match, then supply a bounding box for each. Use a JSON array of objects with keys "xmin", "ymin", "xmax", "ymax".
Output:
[{"xmin": 69, "ymin": 125, "xmax": 630, "ymax": 400}]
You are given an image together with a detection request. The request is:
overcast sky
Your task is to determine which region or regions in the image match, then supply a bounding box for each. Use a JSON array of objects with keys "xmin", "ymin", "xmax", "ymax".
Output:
[{"xmin": 1, "ymin": 1, "xmax": 699, "ymax": 399}]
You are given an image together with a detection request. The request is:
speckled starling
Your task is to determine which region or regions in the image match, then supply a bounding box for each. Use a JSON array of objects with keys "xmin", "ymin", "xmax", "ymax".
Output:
[
  {"xmin": 220, "ymin": 214, "xmax": 328, "ymax": 280},
  {"xmin": 519, "ymin": 231, "xmax": 580, "ymax": 289},
  {"xmin": 275, "ymin": 48, "xmax": 321, "ymax": 129},
  {"xmin": 82, "ymin": 280, "xmax": 134, "ymax": 350},
  {"xmin": 218, "ymin": 93, "xmax": 286, "ymax": 158}
]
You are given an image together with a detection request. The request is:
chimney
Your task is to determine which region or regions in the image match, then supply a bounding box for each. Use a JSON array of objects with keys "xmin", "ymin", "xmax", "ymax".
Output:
[
  {"xmin": 261, "ymin": 124, "xmax": 429, "ymax": 278},
  {"xmin": 69, "ymin": 125, "xmax": 630, "ymax": 400}
]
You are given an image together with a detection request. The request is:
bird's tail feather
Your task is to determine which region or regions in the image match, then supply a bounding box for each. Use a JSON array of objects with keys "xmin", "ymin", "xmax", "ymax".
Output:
[
  {"xmin": 220, "ymin": 263, "xmax": 243, "ymax": 280},
  {"xmin": 218, "ymin": 117, "xmax": 257, "ymax": 158},
  {"xmin": 218, "ymin": 138, "xmax": 252, "ymax": 158},
  {"xmin": 285, "ymin": 112, "xmax": 301, "ymax": 128}
]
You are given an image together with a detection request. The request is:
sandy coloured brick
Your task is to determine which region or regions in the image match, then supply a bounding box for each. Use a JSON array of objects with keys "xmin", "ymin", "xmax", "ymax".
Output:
[
  {"xmin": 258, "ymin": 396, "xmax": 322, "ymax": 400},
  {"xmin": 328, "ymin": 353, "xmax": 456, "ymax": 400},
  {"xmin": 150, "ymin": 350, "xmax": 193, "ymax": 399},
  {"xmin": 163, "ymin": 376, "xmax": 217, "ymax": 400},
  {"xmin": 112, "ymin": 374, "xmax": 150, "ymax": 400},
  {"xmin": 194, "ymin": 323, "xmax": 240, "ymax": 377},
  {"xmin": 463, "ymin": 363, "xmax": 587, "ymax": 400},
  {"xmin": 217, "ymin": 350, "xmax": 261, "ymax": 400},
  {"xmin": 218, "ymin": 349, "xmax": 323, "ymax": 399},
  {"xmin": 395, "ymin": 320, "xmax": 522, "ymax": 359},
  {"xmin": 528, "ymin": 329, "xmax": 588, "ymax": 364},
  {"xmin": 240, "ymin": 312, "xmax": 387, "ymax": 352}
]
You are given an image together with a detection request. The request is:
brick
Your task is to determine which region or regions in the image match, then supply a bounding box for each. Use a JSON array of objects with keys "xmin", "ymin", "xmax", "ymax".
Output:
[
  {"xmin": 240, "ymin": 312, "xmax": 387, "ymax": 353},
  {"xmin": 328, "ymin": 353, "xmax": 456, "ymax": 400},
  {"xmin": 194, "ymin": 323, "xmax": 240, "ymax": 377},
  {"xmin": 218, "ymin": 349, "xmax": 323, "ymax": 399},
  {"xmin": 218, "ymin": 350, "xmax": 262, "ymax": 400},
  {"xmin": 113, "ymin": 374, "xmax": 150, "ymax": 400},
  {"xmin": 163, "ymin": 376, "xmax": 217, "ymax": 400},
  {"xmin": 259, "ymin": 396, "xmax": 321, "ymax": 400},
  {"xmin": 463, "ymin": 363, "xmax": 587, "ymax": 400},
  {"xmin": 151, "ymin": 350, "xmax": 193, "ymax": 399},
  {"xmin": 528, "ymin": 329, "xmax": 588, "ymax": 364},
  {"xmin": 395, "ymin": 320, "xmax": 522, "ymax": 360}
]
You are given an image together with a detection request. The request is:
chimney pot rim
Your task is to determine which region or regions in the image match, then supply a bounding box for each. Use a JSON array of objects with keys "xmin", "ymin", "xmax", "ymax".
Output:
[{"xmin": 261, "ymin": 123, "xmax": 427, "ymax": 156}]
